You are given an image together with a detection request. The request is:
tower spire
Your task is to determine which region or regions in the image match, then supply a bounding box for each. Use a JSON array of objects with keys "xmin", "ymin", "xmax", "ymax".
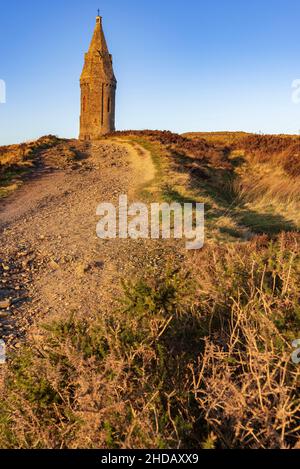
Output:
[{"xmin": 79, "ymin": 15, "xmax": 117, "ymax": 140}]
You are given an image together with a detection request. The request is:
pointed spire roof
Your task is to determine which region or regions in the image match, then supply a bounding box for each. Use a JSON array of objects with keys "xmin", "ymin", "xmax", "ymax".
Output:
[
  {"xmin": 88, "ymin": 16, "xmax": 109, "ymax": 55},
  {"xmin": 80, "ymin": 16, "xmax": 116, "ymax": 84}
]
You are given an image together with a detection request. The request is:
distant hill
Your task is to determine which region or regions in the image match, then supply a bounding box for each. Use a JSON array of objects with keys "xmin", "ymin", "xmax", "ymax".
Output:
[
  {"xmin": 183, "ymin": 130, "xmax": 300, "ymax": 145},
  {"xmin": 182, "ymin": 131, "xmax": 250, "ymax": 145}
]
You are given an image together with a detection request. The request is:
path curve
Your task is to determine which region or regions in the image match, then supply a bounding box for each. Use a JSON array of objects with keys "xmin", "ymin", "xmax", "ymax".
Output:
[{"xmin": 0, "ymin": 138, "xmax": 159, "ymax": 350}]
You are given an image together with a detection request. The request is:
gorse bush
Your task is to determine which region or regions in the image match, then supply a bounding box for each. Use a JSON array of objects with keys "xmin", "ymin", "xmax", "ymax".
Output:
[
  {"xmin": 0, "ymin": 268, "xmax": 200, "ymax": 449},
  {"xmin": 121, "ymin": 267, "xmax": 194, "ymax": 317},
  {"xmin": 43, "ymin": 314, "xmax": 110, "ymax": 361}
]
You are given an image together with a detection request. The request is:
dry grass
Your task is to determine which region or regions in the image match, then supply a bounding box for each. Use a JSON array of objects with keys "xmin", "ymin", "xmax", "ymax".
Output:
[
  {"xmin": 0, "ymin": 136, "xmax": 61, "ymax": 198},
  {"xmin": 0, "ymin": 136, "xmax": 91, "ymax": 198},
  {"xmin": 189, "ymin": 233, "xmax": 300, "ymax": 448},
  {"xmin": 132, "ymin": 131, "xmax": 300, "ymax": 238},
  {"xmin": 0, "ymin": 135, "xmax": 60, "ymax": 169}
]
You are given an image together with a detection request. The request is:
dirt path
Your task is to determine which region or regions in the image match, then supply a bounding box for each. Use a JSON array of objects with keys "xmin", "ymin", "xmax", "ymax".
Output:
[
  {"xmin": 113, "ymin": 138, "xmax": 156, "ymax": 194},
  {"xmin": 0, "ymin": 139, "xmax": 172, "ymax": 351}
]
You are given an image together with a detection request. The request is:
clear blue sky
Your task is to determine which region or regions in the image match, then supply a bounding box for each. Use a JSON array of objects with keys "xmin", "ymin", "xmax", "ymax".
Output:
[{"xmin": 1, "ymin": 0, "xmax": 300, "ymax": 145}]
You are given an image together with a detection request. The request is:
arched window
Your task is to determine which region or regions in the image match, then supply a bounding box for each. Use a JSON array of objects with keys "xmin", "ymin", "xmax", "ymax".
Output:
[
  {"xmin": 107, "ymin": 97, "xmax": 111, "ymax": 113},
  {"xmin": 83, "ymin": 96, "xmax": 86, "ymax": 112}
]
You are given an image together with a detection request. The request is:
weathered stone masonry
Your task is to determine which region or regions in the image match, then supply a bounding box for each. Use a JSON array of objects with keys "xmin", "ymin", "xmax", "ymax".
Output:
[{"xmin": 79, "ymin": 16, "xmax": 117, "ymax": 140}]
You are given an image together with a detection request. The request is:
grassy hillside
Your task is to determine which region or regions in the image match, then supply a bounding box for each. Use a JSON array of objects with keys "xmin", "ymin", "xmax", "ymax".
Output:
[
  {"xmin": 0, "ymin": 136, "xmax": 88, "ymax": 198},
  {"xmin": 0, "ymin": 136, "xmax": 60, "ymax": 198},
  {"xmin": 112, "ymin": 131, "xmax": 300, "ymax": 238},
  {"xmin": 0, "ymin": 131, "xmax": 300, "ymax": 449}
]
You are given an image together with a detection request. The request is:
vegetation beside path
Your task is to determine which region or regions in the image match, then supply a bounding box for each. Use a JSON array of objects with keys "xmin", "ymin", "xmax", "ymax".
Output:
[{"xmin": 0, "ymin": 131, "xmax": 300, "ymax": 449}]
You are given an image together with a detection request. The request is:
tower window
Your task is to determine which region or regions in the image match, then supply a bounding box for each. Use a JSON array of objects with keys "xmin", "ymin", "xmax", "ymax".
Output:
[
  {"xmin": 108, "ymin": 97, "xmax": 111, "ymax": 113},
  {"xmin": 83, "ymin": 96, "xmax": 86, "ymax": 112}
]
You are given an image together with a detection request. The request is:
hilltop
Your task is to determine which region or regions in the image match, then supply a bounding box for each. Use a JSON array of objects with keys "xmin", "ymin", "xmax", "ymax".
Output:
[{"xmin": 0, "ymin": 131, "xmax": 299, "ymax": 449}]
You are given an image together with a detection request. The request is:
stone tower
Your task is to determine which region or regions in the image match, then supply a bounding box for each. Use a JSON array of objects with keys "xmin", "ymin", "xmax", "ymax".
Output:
[{"xmin": 79, "ymin": 15, "xmax": 117, "ymax": 140}]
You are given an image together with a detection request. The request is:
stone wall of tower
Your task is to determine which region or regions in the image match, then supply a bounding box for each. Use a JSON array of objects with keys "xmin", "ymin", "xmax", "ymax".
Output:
[{"xmin": 79, "ymin": 17, "xmax": 117, "ymax": 140}]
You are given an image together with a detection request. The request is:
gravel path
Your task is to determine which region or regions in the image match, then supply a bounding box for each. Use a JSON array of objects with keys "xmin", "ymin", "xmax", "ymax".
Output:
[{"xmin": 0, "ymin": 139, "xmax": 179, "ymax": 351}]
